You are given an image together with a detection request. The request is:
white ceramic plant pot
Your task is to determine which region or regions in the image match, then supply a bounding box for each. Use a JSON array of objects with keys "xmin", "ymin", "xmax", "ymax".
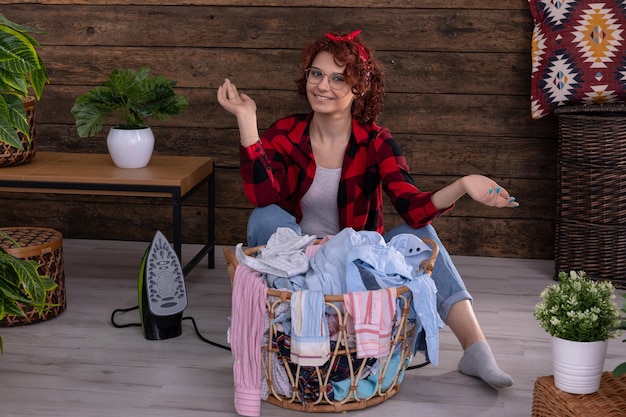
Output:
[
  {"xmin": 106, "ymin": 126, "xmax": 155, "ymax": 169},
  {"xmin": 551, "ymin": 336, "xmax": 608, "ymax": 394}
]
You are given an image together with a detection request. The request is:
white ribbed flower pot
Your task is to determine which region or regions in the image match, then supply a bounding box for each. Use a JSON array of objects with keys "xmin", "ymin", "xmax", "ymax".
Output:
[
  {"xmin": 106, "ymin": 126, "xmax": 155, "ymax": 169},
  {"xmin": 551, "ymin": 336, "xmax": 608, "ymax": 394}
]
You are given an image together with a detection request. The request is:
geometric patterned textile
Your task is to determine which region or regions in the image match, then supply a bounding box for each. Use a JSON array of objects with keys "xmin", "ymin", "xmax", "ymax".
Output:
[{"xmin": 529, "ymin": 0, "xmax": 626, "ymax": 118}]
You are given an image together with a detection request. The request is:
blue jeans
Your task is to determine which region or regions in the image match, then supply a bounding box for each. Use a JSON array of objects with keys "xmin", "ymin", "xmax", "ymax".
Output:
[{"xmin": 247, "ymin": 205, "xmax": 472, "ymax": 323}]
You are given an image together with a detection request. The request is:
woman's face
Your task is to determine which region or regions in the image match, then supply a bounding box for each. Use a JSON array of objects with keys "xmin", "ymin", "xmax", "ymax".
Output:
[{"xmin": 306, "ymin": 51, "xmax": 355, "ymax": 118}]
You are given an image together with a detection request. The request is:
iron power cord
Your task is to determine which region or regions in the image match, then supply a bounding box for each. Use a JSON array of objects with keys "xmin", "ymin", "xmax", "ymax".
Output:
[
  {"xmin": 407, "ymin": 360, "xmax": 431, "ymax": 370},
  {"xmin": 110, "ymin": 305, "xmax": 231, "ymax": 351},
  {"xmin": 110, "ymin": 305, "xmax": 140, "ymax": 328},
  {"xmin": 182, "ymin": 316, "xmax": 231, "ymax": 351}
]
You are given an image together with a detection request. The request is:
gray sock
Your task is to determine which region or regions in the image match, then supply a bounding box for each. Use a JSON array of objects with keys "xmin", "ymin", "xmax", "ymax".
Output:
[{"xmin": 458, "ymin": 341, "xmax": 514, "ymax": 388}]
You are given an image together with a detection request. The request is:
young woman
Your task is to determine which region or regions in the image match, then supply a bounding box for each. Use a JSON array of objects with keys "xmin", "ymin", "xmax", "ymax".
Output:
[{"xmin": 217, "ymin": 30, "xmax": 518, "ymax": 388}]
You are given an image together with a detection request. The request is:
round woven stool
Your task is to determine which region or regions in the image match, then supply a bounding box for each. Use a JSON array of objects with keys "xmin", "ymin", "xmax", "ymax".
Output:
[{"xmin": 0, "ymin": 227, "xmax": 67, "ymax": 326}]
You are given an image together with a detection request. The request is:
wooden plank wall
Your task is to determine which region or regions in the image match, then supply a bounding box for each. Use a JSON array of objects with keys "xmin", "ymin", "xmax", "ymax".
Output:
[{"xmin": 1, "ymin": 0, "xmax": 559, "ymax": 259}]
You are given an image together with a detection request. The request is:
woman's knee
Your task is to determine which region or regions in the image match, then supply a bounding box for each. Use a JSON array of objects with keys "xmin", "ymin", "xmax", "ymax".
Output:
[{"xmin": 247, "ymin": 205, "xmax": 300, "ymax": 246}]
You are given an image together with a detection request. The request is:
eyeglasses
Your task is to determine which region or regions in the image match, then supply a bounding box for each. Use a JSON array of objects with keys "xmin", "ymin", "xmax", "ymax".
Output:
[{"xmin": 305, "ymin": 68, "xmax": 347, "ymax": 90}]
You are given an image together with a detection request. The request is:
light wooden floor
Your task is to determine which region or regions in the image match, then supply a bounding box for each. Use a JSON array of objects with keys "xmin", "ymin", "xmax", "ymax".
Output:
[{"xmin": 0, "ymin": 239, "xmax": 624, "ymax": 417}]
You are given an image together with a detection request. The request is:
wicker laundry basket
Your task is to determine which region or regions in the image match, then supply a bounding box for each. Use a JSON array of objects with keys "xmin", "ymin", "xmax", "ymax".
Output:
[
  {"xmin": 554, "ymin": 104, "xmax": 626, "ymax": 289},
  {"xmin": 224, "ymin": 238, "xmax": 438, "ymax": 413},
  {"xmin": 0, "ymin": 227, "xmax": 66, "ymax": 326}
]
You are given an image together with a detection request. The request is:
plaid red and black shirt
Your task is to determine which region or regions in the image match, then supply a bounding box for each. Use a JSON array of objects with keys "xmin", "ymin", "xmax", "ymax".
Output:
[{"xmin": 239, "ymin": 113, "xmax": 452, "ymax": 234}]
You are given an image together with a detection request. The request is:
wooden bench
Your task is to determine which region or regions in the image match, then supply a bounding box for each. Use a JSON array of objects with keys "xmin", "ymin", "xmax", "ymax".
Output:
[{"xmin": 0, "ymin": 152, "xmax": 215, "ymax": 275}]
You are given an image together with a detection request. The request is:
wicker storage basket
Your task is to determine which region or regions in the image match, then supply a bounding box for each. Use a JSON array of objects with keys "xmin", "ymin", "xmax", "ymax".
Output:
[
  {"xmin": 224, "ymin": 238, "xmax": 438, "ymax": 413},
  {"xmin": 554, "ymin": 104, "xmax": 626, "ymax": 289},
  {"xmin": 0, "ymin": 227, "xmax": 66, "ymax": 326},
  {"xmin": 532, "ymin": 372, "xmax": 626, "ymax": 417}
]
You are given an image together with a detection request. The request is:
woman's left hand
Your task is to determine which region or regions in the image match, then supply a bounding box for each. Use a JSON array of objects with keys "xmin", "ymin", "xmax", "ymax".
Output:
[{"xmin": 461, "ymin": 174, "xmax": 519, "ymax": 208}]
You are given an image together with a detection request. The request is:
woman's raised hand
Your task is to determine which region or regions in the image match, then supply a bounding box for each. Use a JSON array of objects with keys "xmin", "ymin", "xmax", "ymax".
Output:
[
  {"xmin": 216, "ymin": 78, "xmax": 257, "ymax": 118},
  {"xmin": 217, "ymin": 78, "xmax": 261, "ymax": 146}
]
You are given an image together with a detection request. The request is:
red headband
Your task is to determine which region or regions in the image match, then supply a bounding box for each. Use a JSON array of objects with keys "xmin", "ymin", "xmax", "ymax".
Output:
[{"xmin": 325, "ymin": 30, "xmax": 369, "ymax": 64}]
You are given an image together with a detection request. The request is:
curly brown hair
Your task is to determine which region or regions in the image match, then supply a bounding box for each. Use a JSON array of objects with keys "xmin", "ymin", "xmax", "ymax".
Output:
[{"xmin": 296, "ymin": 31, "xmax": 385, "ymax": 125}]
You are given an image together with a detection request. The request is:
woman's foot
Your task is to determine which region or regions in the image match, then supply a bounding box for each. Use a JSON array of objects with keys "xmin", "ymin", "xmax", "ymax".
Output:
[{"xmin": 458, "ymin": 341, "xmax": 514, "ymax": 388}]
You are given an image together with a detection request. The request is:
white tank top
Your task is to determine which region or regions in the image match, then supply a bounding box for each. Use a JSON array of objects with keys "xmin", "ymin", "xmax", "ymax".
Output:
[{"xmin": 299, "ymin": 166, "xmax": 341, "ymax": 237}]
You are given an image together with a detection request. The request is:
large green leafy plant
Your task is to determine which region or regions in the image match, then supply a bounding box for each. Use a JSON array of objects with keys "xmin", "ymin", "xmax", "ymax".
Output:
[
  {"xmin": 0, "ymin": 13, "xmax": 49, "ymax": 149},
  {"xmin": 0, "ymin": 243, "xmax": 57, "ymax": 353},
  {"xmin": 535, "ymin": 270, "xmax": 621, "ymax": 342},
  {"xmin": 71, "ymin": 67, "xmax": 188, "ymax": 138}
]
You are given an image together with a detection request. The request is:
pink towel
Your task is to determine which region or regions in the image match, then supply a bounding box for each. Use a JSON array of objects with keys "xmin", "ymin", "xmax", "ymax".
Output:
[
  {"xmin": 343, "ymin": 287, "xmax": 397, "ymax": 359},
  {"xmin": 231, "ymin": 265, "xmax": 268, "ymax": 416}
]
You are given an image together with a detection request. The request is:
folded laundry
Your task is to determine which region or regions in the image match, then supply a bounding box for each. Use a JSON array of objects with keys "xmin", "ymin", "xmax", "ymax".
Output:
[{"xmin": 236, "ymin": 227, "xmax": 316, "ymax": 277}]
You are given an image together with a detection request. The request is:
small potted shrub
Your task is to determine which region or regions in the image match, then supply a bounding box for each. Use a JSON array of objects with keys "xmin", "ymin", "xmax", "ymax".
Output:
[
  {"xmin": 535, "ymin": 270, "xmax": 621, "ymax": 393},
  {"xmin": 0, "ymin": 13, "xmax": 49, "ymax": 165},
  {"xmin": 70, "ymin": 67, "xmax": 188, "ymax": 168}
]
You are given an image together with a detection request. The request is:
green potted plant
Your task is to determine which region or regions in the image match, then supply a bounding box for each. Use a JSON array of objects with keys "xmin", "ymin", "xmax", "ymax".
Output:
[
  {"xmin": 0, "ymin": 245, "xmax": 57, "ymax": 353},
  {"xmin": 535, "ymin": 270, "xmax": 621, "ymax": 394},
  {"xmin": 0, "ymin": 13, "xmax": 49, "ymax": 164},
  {"xmin": 613, "ymin": 293, "xmax": 626, "ymax": 377},
  {"xmin": 70, "ymin": 67, "xmax": 188, "ymax": 168}
]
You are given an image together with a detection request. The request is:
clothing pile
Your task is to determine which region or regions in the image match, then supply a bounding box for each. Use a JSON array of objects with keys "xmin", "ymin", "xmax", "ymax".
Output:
[{"xmin": 229, "ymin": 227, "xmax": 442, "ymax": 417}]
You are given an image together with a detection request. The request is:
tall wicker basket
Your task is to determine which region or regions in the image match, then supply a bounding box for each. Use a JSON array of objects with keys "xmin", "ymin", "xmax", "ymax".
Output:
[
  {"xmin": 554, "ymin": 104, "xmax": 626, "ymax": 289},
  {"xmin": 0, "ymin": 227, "xmax": 67, "ymax": 326},
  {"xmin": 224, "ymin": 238, "xmax": 439, "ymax": 413}
]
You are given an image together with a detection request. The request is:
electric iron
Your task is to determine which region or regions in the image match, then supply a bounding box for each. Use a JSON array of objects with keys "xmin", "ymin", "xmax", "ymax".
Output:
[{"xmin": 138, "ymin": 230, "xmax": 187, "ymax": 340}]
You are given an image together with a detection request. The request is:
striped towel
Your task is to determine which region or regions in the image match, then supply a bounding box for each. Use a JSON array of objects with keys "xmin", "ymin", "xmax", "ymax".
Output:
[
  {"xmin": 344, "ymin": 287, "xmax": 397, "ymax": 359},
  {"xmin": 290, "ymin": 290, "xmax": 330, "ymax": 366}
]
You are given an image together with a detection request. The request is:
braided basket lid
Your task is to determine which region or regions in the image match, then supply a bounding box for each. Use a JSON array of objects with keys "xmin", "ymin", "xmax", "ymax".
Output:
[{"xmin": 0, "ymin": 227, "xmax": 63, "ymax": 258}]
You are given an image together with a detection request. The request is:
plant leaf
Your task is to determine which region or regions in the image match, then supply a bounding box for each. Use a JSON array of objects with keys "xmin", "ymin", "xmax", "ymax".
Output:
[
  {"xmin": 0, "ymin": 23, "xmax": 45, "ymax": 97},
  {"xmin": 0, "ymin": 265, "xmax": 31, "ymax": 307},
  {"xmin": 614, "ymin": 362, "xmax": 626, "ymax": 377},
  {"xmin": 0, "ymin": 291, "xmax": 26, "ymax": 316},
  {"xmin": 0, "ymin": 93, "xmax": 30, "ymax": 142},
  {"xmin": 0, "ymin": 249, "xmax": 48, "ymax": 306},
  {"xmin": 70, "ymin": 100, "xmax": 110, "ymax": 138},
  {"xmin": 29, "ymin": 63, "xmax": 47, "ymax": 100},
  {"xmin": 41, "ymin": 276, "xmax": 58, "ymax": 292},
  {"xmin": 0, "ymin": 116, "xmax": 23, "ymax": 149},
  {"xmin": 0, "ymin": 14, "xmax": 46, "ymax": 39},
  {"xmin": 0, "ymin": 67, "xmax": 28, "ymax": 97}
]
